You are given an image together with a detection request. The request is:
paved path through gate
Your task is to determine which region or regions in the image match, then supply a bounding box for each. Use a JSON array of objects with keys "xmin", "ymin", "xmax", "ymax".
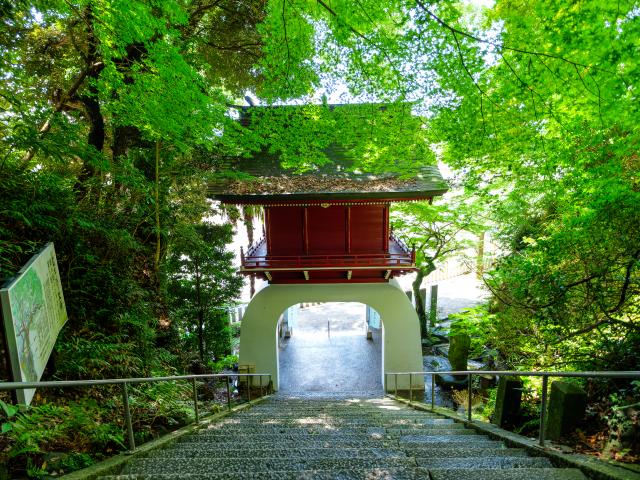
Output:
[{"xmin": 278, "ymin": 302, "xmax": 383, "ymax": 395}]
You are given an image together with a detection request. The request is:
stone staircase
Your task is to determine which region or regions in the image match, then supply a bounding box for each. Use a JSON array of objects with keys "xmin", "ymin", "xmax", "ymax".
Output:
[{"xmin": 100, "ymin": 396, "xmax": 588, "ymax": 479}]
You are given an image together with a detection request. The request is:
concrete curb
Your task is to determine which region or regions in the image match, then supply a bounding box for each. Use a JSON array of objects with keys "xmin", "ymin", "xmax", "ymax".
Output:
[
  {"xmin": 61, "ymin": 395, "xmax": 272, "ymax": 480},
  {"xmin": 389, "ymin": 395, "xmax": 640, "ymax": 480}
]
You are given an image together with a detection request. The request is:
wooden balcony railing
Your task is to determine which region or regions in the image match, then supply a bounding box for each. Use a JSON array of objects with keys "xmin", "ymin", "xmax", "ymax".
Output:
[{"xmin": 241, "ymin": 236, "xmax": 414, "ymax": 270}]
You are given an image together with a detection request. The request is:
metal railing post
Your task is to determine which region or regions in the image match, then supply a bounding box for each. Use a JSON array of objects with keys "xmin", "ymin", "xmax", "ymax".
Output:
[
  {"xmin": 467, "ymin": 374, "xmax": 473, "ymax": 422},
  {"xmin": 260, "ymin": 375, "xmax": 264, "ymax": 398},
  {"xmin": 431, "ymin": 373, "xmax": 435, "ymax": 410},
  {"xmin": 226, "ymin": 375, "xmax": 232, "ymax": 411},
  {"xmin": 384, "ymin": 373, "xmax": 387, "ymax": 393},
  {"xmin": 247, "ymin": 375, "xmax": 252, "ymax": 403},
  {"xmin": 409, "ymin": 373, "xmax": 413, "ymax": 403},
  {"xmin": 122, "ymin": 382, "xmax": 135, "ymax": 452},
  {"xmin": 395, "ymin": 373, "xmax": 398, "ymax": 397},
  {"xmin": 269, "ymin": 374, "xmax": 273, "ymax": 394},
  {"xmin": 539, "ymin": 374, "xmax": 549, "ymax": 446},
  {"xmin": 192, "ymin": 378, "xmax": 199, "ymax": 423}
]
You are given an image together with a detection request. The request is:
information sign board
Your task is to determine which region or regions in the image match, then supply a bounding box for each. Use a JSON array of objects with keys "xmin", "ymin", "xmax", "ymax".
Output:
[{"xmin": 1, "ymin": 243, "xmax": 68, "ymax": 404}]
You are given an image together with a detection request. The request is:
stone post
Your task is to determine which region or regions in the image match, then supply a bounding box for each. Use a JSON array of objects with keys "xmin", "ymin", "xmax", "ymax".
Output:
[
  {"xmin": 448, "ymin": 333, "xmax": 470, "ymax": 373},
  {"xmin": 545, "ymin": 381, "xmax": 587, "ymax": 441},
  {"xmin": 429, "ymin": 285, "xmax": 438, "ymax": 327},
  {"xmin": 492, "ymin": 376, "xmax": 523, "ymax": 427},
  {"xmin": 404, "ymin": 290, "xmax": 413, "ymax": 305}
]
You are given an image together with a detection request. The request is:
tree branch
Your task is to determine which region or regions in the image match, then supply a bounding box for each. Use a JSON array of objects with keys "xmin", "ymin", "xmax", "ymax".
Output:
[
  {"xmin": 606, "ymin": 249, "xmax": 639, "ymax": 314},
  {"xmin": 21, "ymin": 61, "xmax": 104, "ymax": 164},
  {"xmin": 415, "ymin": 1, "xmax": 623, "ymax": 79}
]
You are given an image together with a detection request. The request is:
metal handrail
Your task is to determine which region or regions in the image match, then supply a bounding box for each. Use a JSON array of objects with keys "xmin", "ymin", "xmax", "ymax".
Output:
[
  {"xmin": 385, "ymin": 370, "xmax": 640, "ymax": 447},
  {"xmin": 0, "ymin": 372, "xmax": 272, "ymax": 453}
]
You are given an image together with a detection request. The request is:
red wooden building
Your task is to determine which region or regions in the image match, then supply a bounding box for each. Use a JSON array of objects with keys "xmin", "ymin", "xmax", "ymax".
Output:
[{"xmin": 210, "ymin": 106, "xmax": 448, "ymax": 284}]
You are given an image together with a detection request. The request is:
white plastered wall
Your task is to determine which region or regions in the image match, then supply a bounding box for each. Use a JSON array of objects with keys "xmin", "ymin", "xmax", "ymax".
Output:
[{"xmin": 238, "ymin": 280, "xmax": 424, "ymax": 392}]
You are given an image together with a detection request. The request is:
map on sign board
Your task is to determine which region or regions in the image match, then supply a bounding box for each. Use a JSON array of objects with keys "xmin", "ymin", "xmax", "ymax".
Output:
[{"xmin": 1, "ymin": 243, "xmax": 68, "ymax": 405}]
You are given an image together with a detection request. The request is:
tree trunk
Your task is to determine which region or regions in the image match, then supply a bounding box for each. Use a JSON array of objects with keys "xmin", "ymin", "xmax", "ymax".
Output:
[
  {"xmin": 243, "ymin": 206, "xmax": 255, "ymax": 245},
  {"xmin": 412, "ymin": 269, "xmax": 427, "ymax": 339},
  {"xmin": 197, "ymin": 312, "xmax": 205, "ymax": 362},
  {"xmin": 194, "ymin": 259, "xmax": 205, "ymax": 361},
  {"xmin": 242, "ymin": 206, "xmax": 255, "ymax": 297},
  {"xmin": 154, "ymin": 140, "xmax": 161, "ymax": 274},
  {"xmin": 476, "ymin": 231, "xmax": 485, "ymax": 279}
]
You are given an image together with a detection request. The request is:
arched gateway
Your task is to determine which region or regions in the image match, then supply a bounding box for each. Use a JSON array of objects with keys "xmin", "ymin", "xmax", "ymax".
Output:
[
  {"xmin": 239, "ymin": 281, "xmax": 421, "ymax": 392},
  {"xmin": 209, "ymin": 104, "xmax": 448, "ymax": 397}
]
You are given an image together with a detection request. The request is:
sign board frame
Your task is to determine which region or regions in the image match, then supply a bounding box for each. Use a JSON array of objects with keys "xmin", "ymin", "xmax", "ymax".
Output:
[
  {"xmin": 0, "ymin": 243, "xmax": 68, "ymax": 404},
  {"xmin": 367, "ymin": 305, "xmax": 381, "ymax": 329}
]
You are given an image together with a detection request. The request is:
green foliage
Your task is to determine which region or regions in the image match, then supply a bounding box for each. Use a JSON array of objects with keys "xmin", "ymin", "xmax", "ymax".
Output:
[
  {"xmin": 391, "ymin": 196, "xmax": 485, "ymax": 336},
  {"xmin": 480, "ymin": 387, "xmax": 497, "ymax": 422},
  {"xmin": 604, "ymin": 380, "xmax": 640, "ymax": 460},
  {"xmin": 209, "ymin": 354, "xmax": 238, "ymax": 373},
  {"xmin": 2, "ymin": 400, "xmax": 123, "ymax": 476},
  {"xmin": 226, "ymin": 103, "xmax": 434, "ymax": 174},
  {"xmin": 1, "ymin": 3, "xmax": 252, "ymax": 475},
  {"xmin": 449, "ymin": 305, "xmax": 496, "ymax": 359},
  {"xmin": 391, "ymin": 199, "xmax": 477, "ymax": 275},
  {"xmin": 0, "ymin": 400, "xmax": 19, "ymax": 434},
  {"xmin": 0, "ymin": 383, "xmax": 207, "ymax": 477},
  {"xmin": 128, "ymin": 381, "xmax": 194, "ymax": 442},
  {"xmin": 166, "ymin": 221, "xmax": 242, "ymax": 362}
]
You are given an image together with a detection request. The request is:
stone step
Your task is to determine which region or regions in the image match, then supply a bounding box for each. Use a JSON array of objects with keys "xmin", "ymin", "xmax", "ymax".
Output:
[
  {"xmin": 176, "ymin": 433, "xmax": 391, "ymax": 443},
  {"xmin": 199, "ymin": 424, "xmax": 466, "ymax": 434},
  {"xmin": 247, "ymin": 406, "xmax": 421, "ymax": 411},
  {"xmin": 100, "ymin": 467, "xmax": 429, "ymax": 479},
  {"xmin": 229, "ymin": 412, "xmax": 447, "ymax": 419},
  {"xmin": 144, "ymin": 447, "xmax": 407, "ymax": 459},
  {"xmin": 175, "ymin": 433, "xmax": 496, "ymax": 446},
  {"xmin": 251, "ymin": 400, "xmax": 387, "ymax": 403},
  {"xmin": 145, "ymin": 445, "xmax": 531, "ymax": 461},
  {"xmin": 104, "ymin": 467, "xmax": 588, "ymax": 480},
  {"xmin": 100, "ymin": 396, "xmax": 588, "ymax": 480},
  {"xmin": 169, "ymin": 439, "xmax": 401, "ymax": 449},
  {"xmin": 124, "ymin": 457, "xmax": 418, "ymax": 475},
  {"xmin": 399, "ymin": 434, "xmax": 494, "ymax": 443},
  {"xmin": 246, "ymin": 402, "xmax": 397, "ymax": 407},
  {"xmin": 236, "ymin": 412, "xmax": 442, "ymax": 418},
  {"xmin": 183, "ymin": 429, "xmax": 476, "ymax": 442},
  {"xmin": 417, "ymin": 456, "xmax": 553, "ymax": 469},
  {"xmin": 218, "ymin": 418, "xmax": 455, "ymax": 426},
  {"xmin": 400, "ymin": 440, "xmax": 507, "ymax": 450},
  {"xmin": 403, "ymin": 447, "xmax": 528, "ymax": 458},
  {"xmin": 250, "ymin": 405, "xmax": 402, "ymax": 410},
  {"xmin": 168, "ymin": 438, "xmax": 509, "ymax": 450},
  {"xmin": 429, "ymin": 468, "xmax": 588, "ymax": 480},
  {"xmin": 386, "ymin": 426, "xmax": 468, "ymax": 434},
  {"xmin": 246, "ymin": 404, "xmax": 427, "ymax": 409},
  {"xmin": 243, "ymin": 404, "xmax": 428, "ymax": 410}
]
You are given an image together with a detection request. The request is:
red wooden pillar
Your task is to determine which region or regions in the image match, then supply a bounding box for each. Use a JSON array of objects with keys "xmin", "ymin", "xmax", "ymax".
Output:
[
  {"xmin": 302, "ymin": 207, "xmax": 309, "ymax": 255},
  {"xmin": 265, "ymin": 207, "xmax": 272, "ymax": 256},
  {"xmin": 346, "ymin": 206, "xmax": 351, "ymax": 254},
  {"xmin": 382, "ymin": 204, "xmax": 389, "ymax": 253}
]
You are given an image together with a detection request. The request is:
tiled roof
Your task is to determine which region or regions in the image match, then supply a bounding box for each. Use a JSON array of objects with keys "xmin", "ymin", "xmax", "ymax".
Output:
[{"xmin": 208, "ymin": 104, "xmax": 448, "ymax": 203}]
